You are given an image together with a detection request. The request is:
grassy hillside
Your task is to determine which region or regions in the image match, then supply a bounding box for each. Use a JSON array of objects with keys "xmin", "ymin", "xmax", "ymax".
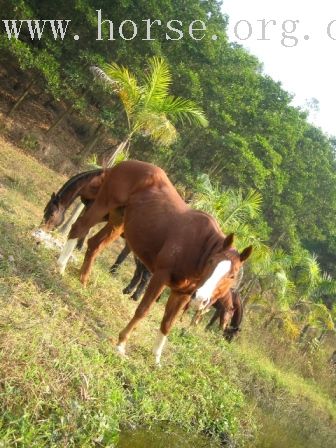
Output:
[{"xmin": 0, "ymin": 138, "xmax": 335, "ymax": 447}]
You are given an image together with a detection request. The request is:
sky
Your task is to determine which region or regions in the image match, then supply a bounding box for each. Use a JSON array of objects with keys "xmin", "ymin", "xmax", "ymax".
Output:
[{"xmin": 222, "ymin": 0, "xmax": 336, "ymax": 136}]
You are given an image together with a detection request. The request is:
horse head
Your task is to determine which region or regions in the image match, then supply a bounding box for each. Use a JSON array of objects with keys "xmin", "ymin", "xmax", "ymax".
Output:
[
  {"xmin": 191, "ymin": 233, "xmax": 252, "ymax": 311},
  {"xmin": 41, "ymin": 192, "xmax": 65, "ymax": 230}
]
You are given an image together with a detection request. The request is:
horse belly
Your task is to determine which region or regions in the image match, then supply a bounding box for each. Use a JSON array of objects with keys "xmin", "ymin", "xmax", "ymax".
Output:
[{"xmin": 123, "ymin": 202, "xmax": 171, "ymax": 270}]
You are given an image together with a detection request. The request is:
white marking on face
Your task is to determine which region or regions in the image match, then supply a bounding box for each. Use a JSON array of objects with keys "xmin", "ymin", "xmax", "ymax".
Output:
[
  {"xmin": 57, "ymin": 238, "xmax": 78, "ymax": 274},
  {"xmin": 192, "ymin": 260, "xmax": 232, "ymax": 310},
  {"xmin": 153, "ymin": 330, "xmax": 167, "ymax": 365}
]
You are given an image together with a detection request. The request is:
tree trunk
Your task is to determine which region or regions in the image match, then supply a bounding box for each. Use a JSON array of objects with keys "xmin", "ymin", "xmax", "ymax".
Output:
[
  {"xmin": 7, "ymin": 80, "xmax": 34, "ymax": 116},
  {"xmin": 59, "ymin": 202, "xmax": 85, "ymax": 236},
  {"xmin": 317, "ymin": 330, "xmax": 327, "ymax": 344},
  {"xmin": 81, "ymin": 123, "xmax": 105, "ymax": 157},
  {"xmin": 299, "ymin": 324, "xmax": 310, "ymax": 343},
  {"xmin": 106, "ymin": 138, "xmax": 130, "ymax": 167},
  {"xmin": 47, "ymin": 103, "xmax": 74, "ymax": 134}
]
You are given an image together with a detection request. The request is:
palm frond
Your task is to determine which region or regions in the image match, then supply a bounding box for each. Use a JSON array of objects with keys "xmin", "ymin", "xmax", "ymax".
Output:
[
  {"xmin": 102, "ymin": 62, "xmax": 142, "ymax": 118},
  {"xmin": 222, "ymin": 189, "xmax": 262, "ymax": 227},
  {"xmin": 143, "ymin": 57, "xmax": 172, "ymax": 107},
  {"xmin": 136, "ymin": 112, "xmax": 178, "ymax": 146},
  {"xmin": 157, "ymin": 96, "xmax": 208, "ymax": 127},
  {"xmin": 308, "ymin": 303, "xmax": 335, "ymax": 331},
  {"xmin": 93, "ymin": 58, "xmax": 207, "ymax": 147},
  {"xmin": 296, "ymin": 252, "xmax": 321, "ymax": 295},
  {"xmin": 312, "ymin": 272, "xmax": 336, "ymax": 299}
]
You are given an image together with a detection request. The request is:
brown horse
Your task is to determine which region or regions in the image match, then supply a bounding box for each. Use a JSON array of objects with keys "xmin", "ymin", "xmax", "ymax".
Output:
[
  {"xmin": 57, "ymin": 160, "xmax": 252, "ymax": 364},
  {"xmin": 206, "ymin": 290, "xmax": 244, "ymax": 341}
]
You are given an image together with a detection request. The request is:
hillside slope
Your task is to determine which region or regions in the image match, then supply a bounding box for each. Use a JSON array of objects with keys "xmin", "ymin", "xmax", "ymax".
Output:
[{"xmin": 0, "ymin": 138, "xmax": 335, "ymax": 447}]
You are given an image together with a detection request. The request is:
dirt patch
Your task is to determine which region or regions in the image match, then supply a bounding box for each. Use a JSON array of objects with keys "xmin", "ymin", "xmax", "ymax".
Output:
[{"xmin": 0, "ymin": 61, "xmax": 119, "ymax": 176}]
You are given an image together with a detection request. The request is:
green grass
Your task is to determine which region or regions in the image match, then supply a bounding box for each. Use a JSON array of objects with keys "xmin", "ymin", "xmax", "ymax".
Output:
[{"xmin": 0, "ymin": 137, "xmax": 335, "ymax": 447}]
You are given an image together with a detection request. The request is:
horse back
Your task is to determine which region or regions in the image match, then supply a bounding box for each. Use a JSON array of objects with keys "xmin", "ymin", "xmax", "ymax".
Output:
[{"xmin": 99, "ymin": 160, "xmax": 181, "ymax": 207}]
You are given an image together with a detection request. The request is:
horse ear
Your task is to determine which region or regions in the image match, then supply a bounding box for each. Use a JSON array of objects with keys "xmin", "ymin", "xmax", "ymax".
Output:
[
  {"xmin": 51, "ymin": 192, "xmax": 56, "ymax": 199},
  {"xmin": 240, "ymin": 246, "xmax": 253, "ymax": 262},
  {"xmin": 223, "ymin": 233, "xmax": 234, "ymax": 251}
]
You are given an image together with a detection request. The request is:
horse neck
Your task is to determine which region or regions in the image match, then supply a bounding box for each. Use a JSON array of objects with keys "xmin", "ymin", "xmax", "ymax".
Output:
[
  {"xmin": 56, "ymin": 170, "xmax": 103, "ymax": 210},
  {"xmin": 196, "ymin": 231, "xmax": 225, "ymax": 273}
]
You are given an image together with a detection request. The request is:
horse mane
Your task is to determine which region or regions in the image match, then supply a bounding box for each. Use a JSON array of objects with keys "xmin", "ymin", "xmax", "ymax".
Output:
[{"xmin": 55, "ymin": 169, "xmax": 103, "ymax": 200}]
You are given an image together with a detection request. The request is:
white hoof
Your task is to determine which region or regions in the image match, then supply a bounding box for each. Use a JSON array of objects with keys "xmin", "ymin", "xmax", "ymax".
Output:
[
  {"xmin": 57, "ymin": 259, "xmax": 66, "ymax": 275},
  {"xmin": 155, "ymin": 357, "xmax": 162, "ymax": 367},
  {"xmin": 116, "ymin": 343, "xmax": 127, "ymax": 358},
  {"xmin": 153, "ymin": 330, "xmax": 167, "ymax": 367}
]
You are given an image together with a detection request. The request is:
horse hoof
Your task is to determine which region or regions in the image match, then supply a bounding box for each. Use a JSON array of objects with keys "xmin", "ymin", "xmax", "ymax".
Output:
[
  {"xmin": 131, "ymin": 295, "xmax": 139, "ymax": 301},
  {"xmin": 57, "ymin": 261, "xmax": 66, "ymax": 276},
  {"xmin": 116, "ymin": 343, "xmax": 128, "ymax": 358},
  {"xmin": 122, "ymin": 288, "xmax": 131, "ymax": 295},
  {"xmin": 154, "ymin": 354, "xmax": 162, "ymax": 367},
  {"xmin": 80, "ymin": 275, "xmax": 88, "ymax": 287}
]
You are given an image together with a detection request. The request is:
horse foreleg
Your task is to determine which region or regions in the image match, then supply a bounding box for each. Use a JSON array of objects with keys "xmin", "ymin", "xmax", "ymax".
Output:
[
  {"xmin": 154, "ymin": 292, "xmax": 191, "ymax": 365},
  {"xmin": 117, "ymin": 271, "xmax": 167, "ymax": 357},
  {"xmin": 206, "ymin": 308, "xmax": 221, "ymax": 330},
  {"xmin": 190, "ymin": 306, "xmax": 211, "ymax": 327},
  {"xmin": 57, "ymin": 201, "xmax": 111, "ymax": 274},
  {"xmin": 179, "ymin": 302, "xmax": 190, "ymax": 322},
  {"xmin": 80, "ymin": 222, "xmax": 123, "ymax": 286},
  {"xmin": 219, "ymin": 308, "xmax": 234, "ymax": 332}
]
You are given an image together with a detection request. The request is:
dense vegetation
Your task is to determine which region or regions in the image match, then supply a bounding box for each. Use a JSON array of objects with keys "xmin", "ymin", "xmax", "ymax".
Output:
[{"xmin": 0, "ymin": 0, "xmax": 335, "ymax": 446}]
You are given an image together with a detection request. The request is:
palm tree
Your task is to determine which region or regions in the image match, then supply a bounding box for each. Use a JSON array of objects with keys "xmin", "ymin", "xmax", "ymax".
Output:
[
  {"xmin": 89, "ymin": 57, "xmax": 208, "ymax": 164},
  {"xmin": 192, "ymin": 173, "xmax": 265, "ymax": 255}
]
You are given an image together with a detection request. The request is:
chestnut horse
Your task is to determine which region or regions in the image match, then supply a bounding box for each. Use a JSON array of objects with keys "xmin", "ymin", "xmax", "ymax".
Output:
[
  {"xmin": 57, "ymin": 160, "xmax": 252, "ymax": 364},
  {"xmin": 206, "ymin": 289, "xmax": 244, "ymax": 341}
]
